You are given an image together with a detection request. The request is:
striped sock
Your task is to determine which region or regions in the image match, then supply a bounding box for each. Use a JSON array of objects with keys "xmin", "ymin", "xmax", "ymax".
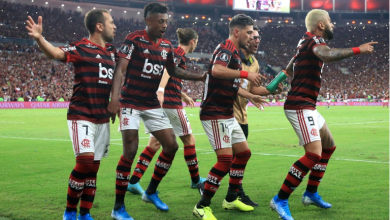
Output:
[
  {"xmin": 79, "ymin": 160, "xmax": 100, "ymax": 215},
  {"xmin": 146, "ymin": 150, "xmax": 175, "ymax": 194},
  {"xmin": 184, "ymin": 145, "xmax": 200, "ymax": 183},
  {"xmin": 202, "ymin": 155, "xmax": 233, "ymax": 200},
  {"xmin": 306, "ymin": 146, "xmax": 336, "ymax": 193},
  {"xmin": 66, "ymin": 155, "xmax": 94, "ymax": 212},
  {"xmin": 229, "ymin": 150, "xmax": 251, "ymax": 192},
  {"xmin": 129, "ymin": 146, "xmax": 156, "ymax": 184},
  {"xmin": 114, "ymin": 155, "xmax": 133, "ymax": 210},
  {"xmin": 278, "ymin": 152, "xmax": 321, "ymax": 200}
]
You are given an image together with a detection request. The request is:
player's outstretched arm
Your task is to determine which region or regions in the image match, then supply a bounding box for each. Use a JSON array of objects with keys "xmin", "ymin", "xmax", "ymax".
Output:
[
  {"xmin": 166, "ymin": 66, "xmax": 204, "ymax": 81},
  {"xmin": 251, "ymin": 83, "xmax": 283, "ymax": 96},
  {"xmin": 238, "ymin": 87, "xmax": 267, "ymax": 105},
  {"xmin": 285, "ymin": 57, "xmax": 294, "ymax": 76},
  {"xmin": 107, "ymin": 57, "xmax": 129, "ymax": 123},
  {"xmin": 25, "ymin": 16, "xmax": 65, "ymax": 61},
  {"xmin": 212, "ymin": 64, "xmax": 264, "ymax": 86},
  {"xmin": 313, "ymin": 42, "xmax": 378, "ymax": 62}
]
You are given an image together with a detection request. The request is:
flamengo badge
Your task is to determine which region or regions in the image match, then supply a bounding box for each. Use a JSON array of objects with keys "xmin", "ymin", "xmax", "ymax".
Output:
[{"xmin": 161, "ymin": 49, "xmax": 168, "ymax": 59}]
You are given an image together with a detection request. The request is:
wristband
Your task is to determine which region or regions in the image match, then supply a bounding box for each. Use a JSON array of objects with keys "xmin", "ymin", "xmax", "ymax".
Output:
[
  {"xmin": 157, "ymin": 87, "xmax": 164, "ymax": 92},
  {"xmin": 352, "ymin": 47, "xmax": 360, "ymax": 55},
  {"xmin": 240, "ymin": 70, "xmax": 248, "ymax": 78}
]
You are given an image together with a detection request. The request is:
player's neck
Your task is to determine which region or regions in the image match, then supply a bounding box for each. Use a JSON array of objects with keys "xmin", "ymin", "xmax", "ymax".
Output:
[
  {"xmin": 179, "ymin": 44, "xmax": 190, "ymax": 54},
  {"xmin": 145, "ymin": 27, "xmax": 159, "ymax": 44},
  {"xmin": 241, "ymin": 48, "xmax": 251, "ymax": 59},
  {"xmin": 88, "ymin": 35, "xmax": 106, "ymax": 48},
  {"xmin": 310, "ymin": 29, "xmax": 324, "ymax": 38}
]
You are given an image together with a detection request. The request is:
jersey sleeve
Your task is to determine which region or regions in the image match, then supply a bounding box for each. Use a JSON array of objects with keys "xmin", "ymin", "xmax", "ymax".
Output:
[
  {"xmin": 165, "ymin": 44, "xmax": 175, "ymax": 69},
  {"xmin": 59, "ymin": 42, "xmax": 83, "ymax": 63},
  {"xmin": 174, "ymin": 52, "xmax": 186, "ymax": 70},
  {"xmin": 117, "ymin": 34, "xmax": 136, "ymax": 61},
  {"xmin": 213, "ymin": 48, "xmax": 233, "ymax": 67}
]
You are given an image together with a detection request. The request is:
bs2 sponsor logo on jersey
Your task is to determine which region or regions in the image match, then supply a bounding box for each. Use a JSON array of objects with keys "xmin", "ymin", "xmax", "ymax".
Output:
[
  {"xmin": 99, "ymin": 63, "xmax": 113, "ymax": 79},
  {"xmin": 142, "ymin": 59, "xmax": 164, "ymax": 75}
]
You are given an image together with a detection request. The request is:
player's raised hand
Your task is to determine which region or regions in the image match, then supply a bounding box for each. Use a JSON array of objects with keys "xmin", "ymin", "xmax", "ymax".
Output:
[
  {"xmin": 247, "ymin": 72, "xmax": 266, "ymax": 87},
  {"xmin": 359, "ymin": 41, "xmax": 378, "ymax": 54},
  {"xmin": 26, "ymin": 16, "xmax": 43, "ymax": 39}
]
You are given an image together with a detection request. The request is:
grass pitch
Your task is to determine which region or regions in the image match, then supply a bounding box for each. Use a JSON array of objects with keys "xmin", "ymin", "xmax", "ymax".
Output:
[{"xmin": 0, "ymin": 106, "xmax": 388, "ymax": 220}]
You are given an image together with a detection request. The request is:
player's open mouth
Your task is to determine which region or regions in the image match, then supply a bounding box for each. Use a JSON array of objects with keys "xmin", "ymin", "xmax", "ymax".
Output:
[{"xmin": 160, "ymin": 30, "xmax": 166, "ymax": 35}]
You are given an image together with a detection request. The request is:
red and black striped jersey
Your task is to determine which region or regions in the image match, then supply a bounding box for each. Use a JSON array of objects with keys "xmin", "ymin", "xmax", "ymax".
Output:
[
  {"xmin": 59, "ymin": 38, "xmax": 116, "ymax": 124},
  {"xmin": 118, "ymin": 30, "xmax": 175, "ymax": 110},
  {"xmin": 163, "ymin": 46, "xmax": 187, "ymax": 109},
  {"xmin": 284, "ymin": 32, "xmax": 327, "ymax": 110},
  {"xmin": 200, "ymin": 39, "xmax": 242, "ymax": 120}
]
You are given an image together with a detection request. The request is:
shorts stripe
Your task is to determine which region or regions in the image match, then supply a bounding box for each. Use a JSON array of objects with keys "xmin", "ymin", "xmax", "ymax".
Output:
[
  {"xmin": 297, "ymin": 110, "xmax": 310, "ymax": 144},
  {"xmin": 72, "ymin": 120, "xmax": 79, "ymax": 154},
  {"xmin": 177, "ymin": 109, "xmax": 188, "ymax": 136},
  {"xmin": 212, "ymin": 120, "xmax": 221, "ymax": 150}
]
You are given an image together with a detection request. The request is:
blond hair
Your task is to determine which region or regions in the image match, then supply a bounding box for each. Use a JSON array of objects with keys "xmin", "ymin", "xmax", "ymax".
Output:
[{"xmin": 305, "ymin": 9, "xmax": 329, "ymax": 32}]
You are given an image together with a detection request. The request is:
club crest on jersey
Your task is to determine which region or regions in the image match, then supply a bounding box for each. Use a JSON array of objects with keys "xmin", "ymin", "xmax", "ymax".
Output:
[
  {"xmin": 161, "ymin": 49, "xmax": 168, "ymax": 60},
  {"xmin": 219, "ymin": 53, "xmax": 229, "ymax": 62},
  {"xmin": 111, "ymin": 53, "xmax": 115, "ymax": 62}
]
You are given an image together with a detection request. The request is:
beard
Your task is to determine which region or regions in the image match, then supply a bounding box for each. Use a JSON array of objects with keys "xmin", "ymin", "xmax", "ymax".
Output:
[
  {"xmin": 102, "ymin": 30, "xmax": 114, "ymax": 42},
  {"xmin": 239, "ymin": 38, "xmax": 249, "ymax": 50},
  {"xmin": 325, "ymin": 26, "xmax": 333, "ymax": 40}
]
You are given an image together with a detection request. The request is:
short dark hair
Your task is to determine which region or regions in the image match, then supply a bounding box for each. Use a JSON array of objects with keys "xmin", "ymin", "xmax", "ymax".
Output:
[
  {"xmin": 229, "ymin": 14, "xmax": 254, "ymax": 35},
  {"xmin": 176, "ymin": 28, "xmax": 198, "ymax": 45},
  {"xmin": 84, "ymin": 9, "xmax": 109, "ymax": 34},
  {"xmin": 144, "ymin": 2, "xmax": 169, "ymax": 20},
  {"xmin": 253, "ymin": 26, "xmax": 259, "ymax": 31}
]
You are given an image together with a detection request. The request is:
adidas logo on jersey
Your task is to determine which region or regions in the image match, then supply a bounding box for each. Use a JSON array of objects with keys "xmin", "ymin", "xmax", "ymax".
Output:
[
  {"xmin": 143, "ymin": 49, "xmax": 150, "ymax": 54},
  {"xmin": 96, "ymin": 54, "xmax": 102, "ymax": 59}
]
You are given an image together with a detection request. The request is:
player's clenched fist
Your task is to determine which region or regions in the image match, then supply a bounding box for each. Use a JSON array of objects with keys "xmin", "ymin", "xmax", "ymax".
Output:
[{"xmin": 359, "ymin": 41, "xmax": 378, "ymax": 54}]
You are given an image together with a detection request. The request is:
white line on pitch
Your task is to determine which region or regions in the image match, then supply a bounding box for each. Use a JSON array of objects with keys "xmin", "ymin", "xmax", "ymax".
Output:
[{"xmin": 0, "ymin": 121, "xmax": 25, "ymax": 124}]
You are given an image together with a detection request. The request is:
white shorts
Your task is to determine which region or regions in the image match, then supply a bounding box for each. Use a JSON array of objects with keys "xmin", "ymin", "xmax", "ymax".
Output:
[
  {"xmin": 284, "ymin": 109, "xmax": 325, "ymax": 146},
  {"xmin": 201, "ymin": 117, "xmax": 246, "ymax": 150},
  {"xmin": 326, "ymin": 99, "xmax": 331, "ymax": 103},
  {"xmin": 119, "ymin": 108, "xmax": 172, "ymax": 133},
  {"xmin": 384, "ymin": 100, "xmax": 388, "ymax": 103},
  {"xmin": 149, "ymin": 108, "xmax": 192, "ymax": 137},
  {"xmin": 343, "ymin": 100, "xmax": 348, "ymax": 103},
  {"xmin": 67, "ymin": 120, "xmax": 110, "ymax": 160}
]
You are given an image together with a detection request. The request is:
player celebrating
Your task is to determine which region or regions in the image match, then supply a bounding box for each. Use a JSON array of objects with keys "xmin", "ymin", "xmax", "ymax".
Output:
[
  {"xmin": 126, "ymin": 27, "xmax": 206, "ymax": 195},
  {"xmin": 233, "ymin": 25, "xmax": 283, "ymax": 207},
  {"xmin": 107, "ymin": 3, "xmax": 205, "ymax": 220},
  {"xmin": 192, "ymin": 14, "xmax": 265, "ymax": 220},
  {"xmin": 269, "ymin": 9, "xmax": 377, "ymax": 220},
  {"xmin": 26, "ymin": 9, "xmax": 117, "ymax": 220}
]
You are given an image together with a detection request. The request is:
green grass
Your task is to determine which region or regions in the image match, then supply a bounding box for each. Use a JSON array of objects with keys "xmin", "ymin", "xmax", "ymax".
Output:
[{"xmin": 0, "ymin": 106, "xmax": 388, "ymax": 220}]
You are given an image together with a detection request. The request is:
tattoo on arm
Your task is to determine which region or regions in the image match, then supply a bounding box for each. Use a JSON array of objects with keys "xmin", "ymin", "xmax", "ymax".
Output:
[
  {"xmin": 313, "ymin": 46, "xmax": 354, "ymax": 62},
  {"xmin": 168, "ymin": 66, "xmax": 203, "ymax": 81}
]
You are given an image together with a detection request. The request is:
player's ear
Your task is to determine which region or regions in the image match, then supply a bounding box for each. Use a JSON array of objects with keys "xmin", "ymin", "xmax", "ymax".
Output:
[
  {"xmin": 318, "ymin": 21, "xmax": 325, "ymax": 31},
  {"xmin": 96, "ymin": 22, "xmax": 104, "ymax": 32}
]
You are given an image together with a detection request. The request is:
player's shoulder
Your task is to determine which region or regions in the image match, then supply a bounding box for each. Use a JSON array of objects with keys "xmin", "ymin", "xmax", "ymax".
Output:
[
  {"xmin": 174, "ymin": 46, "xmax": 185, "ymax": 56},
  {"xmin": 304, "ymin": 32, "xmax": 326, "ymax": 45},
  {"xmin": 125, "ymin": 30, "xmax": 145, "ymax": 41},
  {"xmin": 221, "ymin": 39, "xmax": 236, "ymax": 52}
]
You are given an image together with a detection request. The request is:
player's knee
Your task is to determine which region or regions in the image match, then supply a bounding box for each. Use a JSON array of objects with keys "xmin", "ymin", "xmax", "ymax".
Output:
[
  {"xmin": 181, "ymin": 134, "xmax": 195, "ymax": 146},
  {"xmin": 149, "ymin": 142, "xmax": 162, "ymax": 151}
]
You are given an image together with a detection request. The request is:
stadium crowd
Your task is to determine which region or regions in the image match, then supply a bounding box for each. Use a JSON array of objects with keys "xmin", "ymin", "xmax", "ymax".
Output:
[{"xmin": 0, "ymin": 0, "xmax": 388, "ymax": 101}]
